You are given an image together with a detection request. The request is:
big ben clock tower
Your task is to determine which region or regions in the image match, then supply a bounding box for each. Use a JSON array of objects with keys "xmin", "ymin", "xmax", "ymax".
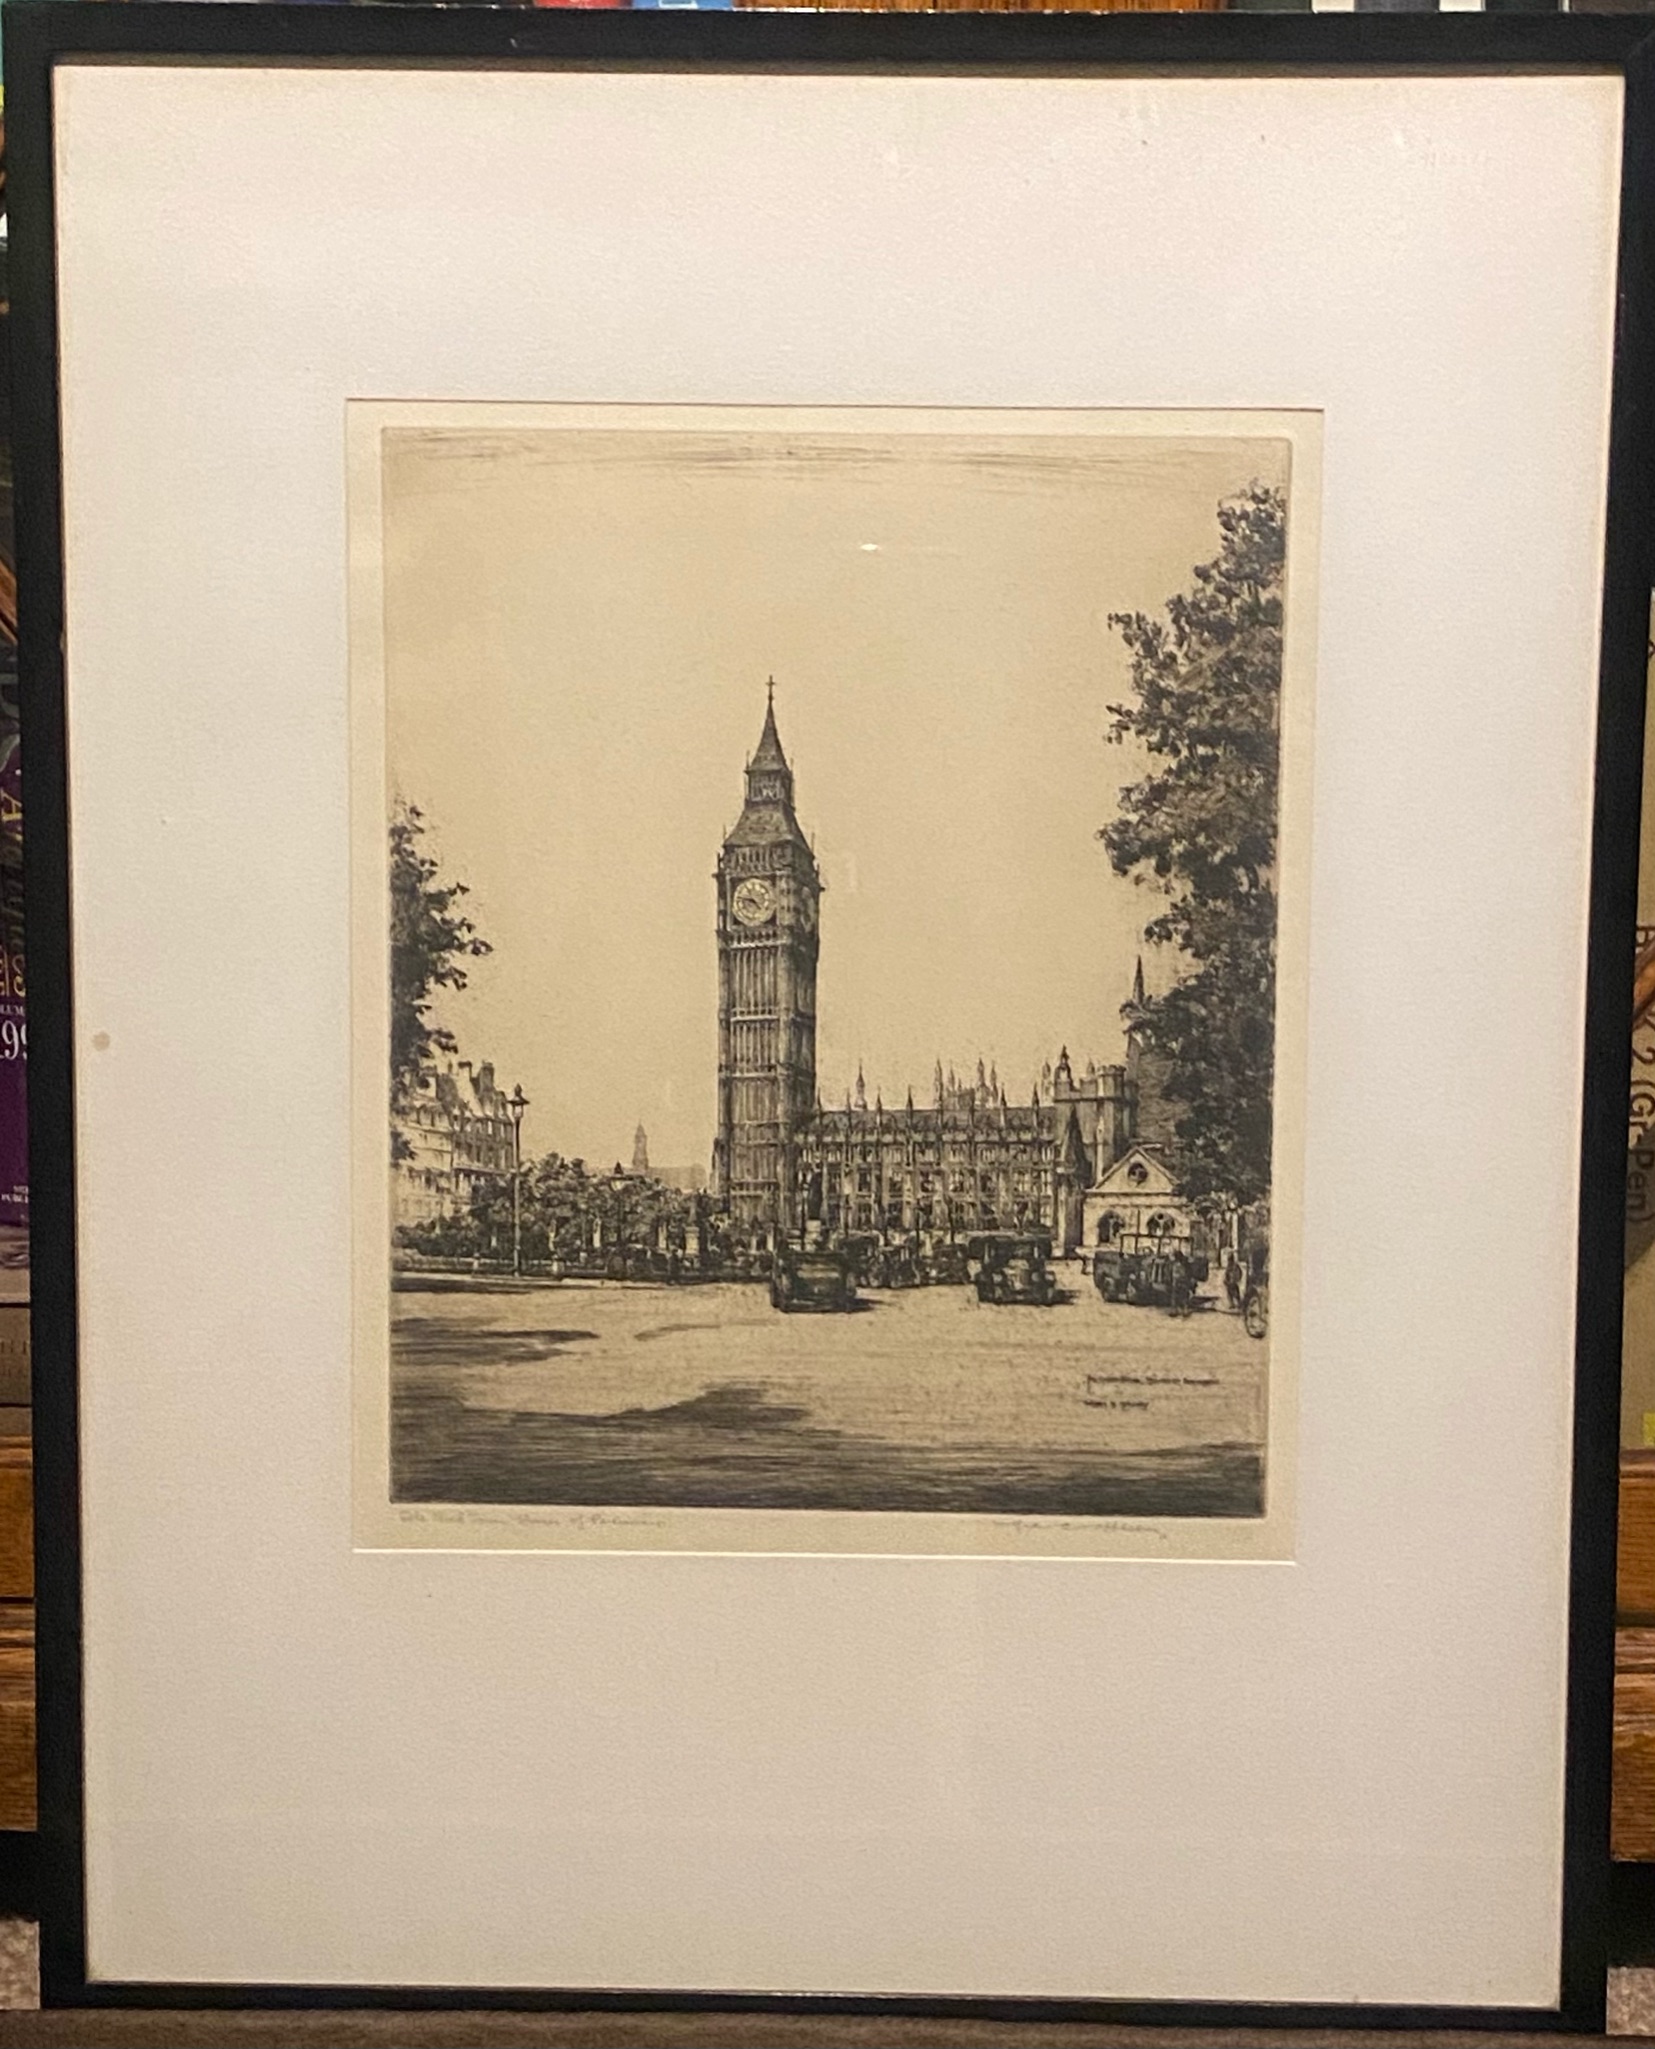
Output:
[{"xmin": 713, "ymin": 682, "xmax": 820, "ymax": 1235}]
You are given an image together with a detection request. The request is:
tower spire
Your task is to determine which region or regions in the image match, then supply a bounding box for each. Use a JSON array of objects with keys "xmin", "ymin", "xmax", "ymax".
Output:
[
  {"xmin": 750, "ymin": 680, "xmax": 789, "ymax": 773},
  {"xmin": 742, "ymin": 679, "xmax": 795, "ymax": 812}
]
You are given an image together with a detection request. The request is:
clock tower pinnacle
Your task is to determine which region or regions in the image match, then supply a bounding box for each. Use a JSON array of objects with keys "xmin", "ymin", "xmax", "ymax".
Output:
[{"xmin": 713, "ymin": 685, "xmax": 820, "ymax": 1235}]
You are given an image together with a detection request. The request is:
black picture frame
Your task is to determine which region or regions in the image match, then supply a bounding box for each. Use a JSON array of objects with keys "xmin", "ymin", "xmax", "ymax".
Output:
[{"xmin": 6, "ymin": 3, "xmax": 1653, "ymax": 2030}]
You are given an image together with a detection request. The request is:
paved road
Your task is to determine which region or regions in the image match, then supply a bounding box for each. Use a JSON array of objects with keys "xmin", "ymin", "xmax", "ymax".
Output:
[{"xmin": 391, "ymin": 1268, "xmax": 1268, "ymax": 1517}]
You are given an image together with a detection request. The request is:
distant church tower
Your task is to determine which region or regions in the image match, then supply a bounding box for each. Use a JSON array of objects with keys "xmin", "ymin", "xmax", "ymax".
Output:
[
  {"xmin": 632, "ymin": 1123, "xmax": 649, "ymax": 1175},
  {"xmin": 713, "ymin": 683, "xmax": 821, "ymax": 1233},
  {"xmin": 1123, "ymin": 954, "xmax": 1180, "ymax": 1150}
]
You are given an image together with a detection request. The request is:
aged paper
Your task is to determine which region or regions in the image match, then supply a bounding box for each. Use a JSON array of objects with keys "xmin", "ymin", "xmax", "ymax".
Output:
[{"xmin": 350, "ymin": 404, "xmax": 1317, "ymax": 1557}]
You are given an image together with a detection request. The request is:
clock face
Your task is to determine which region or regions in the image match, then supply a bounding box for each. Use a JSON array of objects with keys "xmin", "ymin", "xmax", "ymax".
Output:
[{"xmin": 732, "ymin": 878, "xmax": 775, "ymax": 927}]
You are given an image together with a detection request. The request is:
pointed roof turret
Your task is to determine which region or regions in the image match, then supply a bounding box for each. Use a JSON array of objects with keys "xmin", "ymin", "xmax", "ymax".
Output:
[
  {"xmin": 1123, "ymin": 955, "xmax": 1153, "ymax": 1043},
  {"xmin": 855, "ymin": 1063, "xmax": 867, "ymax": 1112},
  {"xmin": 750, "ymin": 677, "xmax": 788, "ymax": 773},
  {"xmin": 727, "ymin": 679, "xmax": 810, "ymax": 854}
]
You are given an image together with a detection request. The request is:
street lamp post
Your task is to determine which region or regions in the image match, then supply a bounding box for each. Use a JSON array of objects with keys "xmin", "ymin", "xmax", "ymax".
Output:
[{"xmin": 507, "ymin": 1084, "xmax": 529, "ymax": 1277}]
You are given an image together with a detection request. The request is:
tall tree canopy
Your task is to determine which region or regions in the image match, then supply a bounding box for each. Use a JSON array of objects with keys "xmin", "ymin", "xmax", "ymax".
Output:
[
  {"xmin": 389, "ymin": 801, "xmax": 490, "ymax": 1116},
  {"xmin": 1101, "ymin": 482, "xmax": 1284, "ymax": 1206}
]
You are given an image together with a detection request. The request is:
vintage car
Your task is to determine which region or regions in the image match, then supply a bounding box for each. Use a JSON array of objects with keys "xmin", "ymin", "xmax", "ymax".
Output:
[
  {"xmin": 921, "ymin": 1240, "xmax": 970, "ymax": 1287},
  {"xmin": 836, "ymin": 1232, "xmax": 884, "ymax": 1284},
  {"xmin": 973, "ymin": 1233, "xmax": 1058, "ymax": 1306},
  {"xmin": 770, "ymin": 1243, "xmax": 857, "ymax": 1313},
  {"xmin": 868, "ymin": 1242, "xmax": 922, "ymax": 1290},
  {"xmin": 1092, "ymin": 1242, "xmax": 1210, "ymax": 1308},
  {"xmin": 965, "ymin": 1232, "xmax": 1033, "ymax": 1279}
]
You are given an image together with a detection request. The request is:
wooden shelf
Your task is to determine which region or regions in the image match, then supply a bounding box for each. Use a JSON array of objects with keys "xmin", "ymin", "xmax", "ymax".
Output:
[
  {"xmin": 0, "ymin": 1596, "xmax": 32, "ymax": 1832},
  {"xmin": 1617, "ymin": 1457, "xmax": 1655, "ymax": 1858}
]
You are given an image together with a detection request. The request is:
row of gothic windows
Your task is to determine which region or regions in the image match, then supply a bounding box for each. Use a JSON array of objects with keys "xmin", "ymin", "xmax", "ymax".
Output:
[
  {"xmin": 807, "ymin": 1170, "xmax": 1052, "ymax": 1199},
  {"xmin": 808, "ymin": 1144, "xmax": 1056, "ymax": 1166}
]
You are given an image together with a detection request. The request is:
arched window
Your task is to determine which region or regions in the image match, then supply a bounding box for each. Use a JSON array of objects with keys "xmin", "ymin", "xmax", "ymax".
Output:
[
  {"xmin": 1095, "ymin": 1211, "xmax": 1124, "ymax": 1245},
  {"xmin": 1146, "ymin": 1212, "xmax": 1177, "ymax": 1239}
]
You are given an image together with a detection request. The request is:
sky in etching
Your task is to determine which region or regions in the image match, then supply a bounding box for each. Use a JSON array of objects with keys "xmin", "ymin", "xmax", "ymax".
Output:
[{"xmin": 382, "ymin": 423, "xmax": 1291, "ymax": 1174}]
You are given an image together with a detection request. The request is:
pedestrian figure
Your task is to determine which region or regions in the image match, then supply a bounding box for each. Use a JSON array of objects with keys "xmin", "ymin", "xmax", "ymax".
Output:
[
  {"xmin": 1224, "ymin": 1252, "xmax": 1243, "ymax": 1313},
  {"xmin": 1168, "ymin": 1250, "xmax": 1192, "ymax": 1319}
]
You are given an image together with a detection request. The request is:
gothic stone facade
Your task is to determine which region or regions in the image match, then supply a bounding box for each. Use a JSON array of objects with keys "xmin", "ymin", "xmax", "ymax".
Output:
[
  {"xmin": 713, "ymin": 694, "xmax": 1166, "ymax": 1250},
  {"xmin": 393, "ymin": 1059, "xmax": 521, "ymax": 1228},
  {"xmin": 1081, "ymin": 1142, "xmax": 1200, "ymax": 1254},
  {"xmin": 799, "ymin": 1055, "xmax": 1134, "ymax": 1252}
]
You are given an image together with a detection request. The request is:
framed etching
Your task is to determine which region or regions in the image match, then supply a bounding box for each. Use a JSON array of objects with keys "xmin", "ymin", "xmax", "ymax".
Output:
[
  {"xmin": 9, "ymin": 3, "xmax": 1654, "ymax": 2030},
  {"xmin": 349, "ymin": 401, "xmax": 1316, "ymax": 1561}
]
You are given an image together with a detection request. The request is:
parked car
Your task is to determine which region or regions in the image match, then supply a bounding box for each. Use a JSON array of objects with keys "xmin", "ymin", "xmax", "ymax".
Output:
[
  {"xmin": 770, "ymin": 1243, "xmax": 857, "ymax": 1313},
  {"xmin": 922, "ymin": 1240, "xmax": 970, "ymax": 1287},
  {"xmin": 974, "ymin": 1233, "xmax": 1058, "ymax": 1306},
  {"xmin": 1093, "ymin": 1242, "xmax": 1210, "ymax": 1308},
  {"xmin": 838, "ymin": 1232, "xmax": 884, "ymax": 1284},
  {"xmin": 868, "ymin": 1242, "xmax": 921, "ymax": 1289},
  {"xmin": 964, "ymin": 1230, "xmax": 1052, "ymax": 1277}
]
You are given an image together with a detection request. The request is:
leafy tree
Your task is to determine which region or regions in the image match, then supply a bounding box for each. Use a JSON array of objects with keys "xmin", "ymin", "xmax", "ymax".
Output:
[
  {"xmin": 389, "ymin": 802, "xmax": 490, "ymax": 1144},
  {"xmin": 518, "ymin": 1152, "xmax": 602, "ymax": 1260},
  {"xmin": 1101, "ymin": 482, "xmax": 1285, "ymax": 1206},
  {"xmin": 394, "ymin": 1150, "xmax": 700, "ymax": 1269}
]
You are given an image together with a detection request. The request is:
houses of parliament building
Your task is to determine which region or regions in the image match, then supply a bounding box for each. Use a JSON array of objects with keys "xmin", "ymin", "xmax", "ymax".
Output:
[{"xmin": 711, "ymin": 688, "xmax": 1173, "ymax": 1253}]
